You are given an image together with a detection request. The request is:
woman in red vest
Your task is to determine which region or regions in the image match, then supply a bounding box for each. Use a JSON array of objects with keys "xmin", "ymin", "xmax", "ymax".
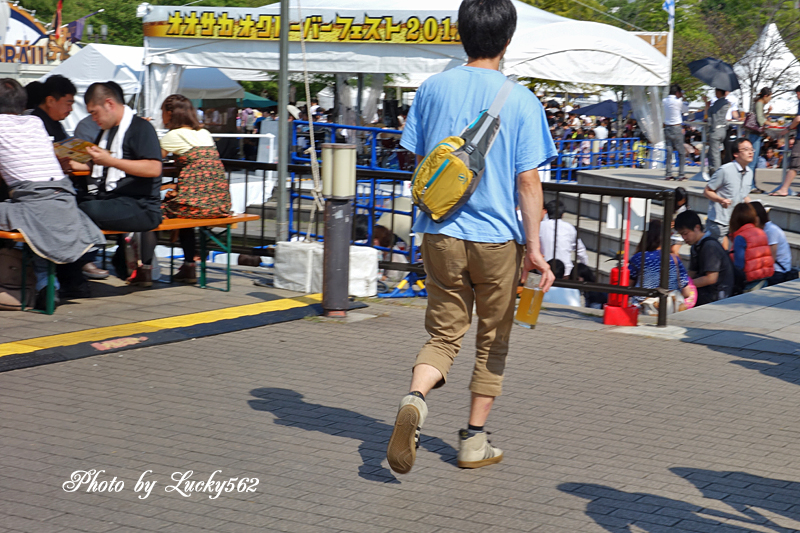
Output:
[{"xmin": 728, "ymin": 203, "xmax": 774, "ymax": 293}]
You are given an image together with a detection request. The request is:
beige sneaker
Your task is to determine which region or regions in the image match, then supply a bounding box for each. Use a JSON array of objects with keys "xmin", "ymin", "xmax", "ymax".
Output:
[
  {"xmin": 386, "ymin": 394, "xmax": 428, "ymax": 474},
  {"xmin": 457, "ymin": 430, "xmax": 503, "ymax": 469}
]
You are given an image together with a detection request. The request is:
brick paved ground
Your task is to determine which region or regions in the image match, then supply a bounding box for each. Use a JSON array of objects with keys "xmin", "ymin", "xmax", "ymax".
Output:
[{"xmin": 2, "ymin": 300, "xmax": 800, "ymax": 533}]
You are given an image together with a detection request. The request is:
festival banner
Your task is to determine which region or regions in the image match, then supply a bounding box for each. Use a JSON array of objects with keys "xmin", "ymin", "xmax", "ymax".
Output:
[{"xmin": 143, "ymin": 11, "xmax": 461, "ymax": 45}]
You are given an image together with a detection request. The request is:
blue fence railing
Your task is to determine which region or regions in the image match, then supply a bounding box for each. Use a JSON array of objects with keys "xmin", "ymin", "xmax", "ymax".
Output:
[
  {"xmin": 291, "ymin": 121, "xmax": 413, "ymax": 172},
  {"xmin": 286, "ymin": 124, "xmax": 697, "ymax": 270},
  {"xmin": 291, "ymin": 121, "xmax": 696, "ymax": 182}
]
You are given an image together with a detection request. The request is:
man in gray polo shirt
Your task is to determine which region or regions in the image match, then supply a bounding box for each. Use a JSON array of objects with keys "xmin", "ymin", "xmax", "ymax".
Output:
[
  {"xmin": 704, "ymin": 88, "xmax": 733, "ymax": 176},
  {"xmin": 703, "ymin": 138, "xmax": 754, "ymax": 247}
]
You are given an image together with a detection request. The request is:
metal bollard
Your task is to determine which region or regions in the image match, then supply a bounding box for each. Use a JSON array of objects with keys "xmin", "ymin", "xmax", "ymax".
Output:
[{"xmin": 321, "ymin": 143, "xmax": 356, "ymax": 317}]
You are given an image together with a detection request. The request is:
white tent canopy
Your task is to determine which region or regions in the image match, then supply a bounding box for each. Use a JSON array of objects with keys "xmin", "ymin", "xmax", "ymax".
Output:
[
  {"xmin": 734, "ymin": 23, "xmax": 800, "ymax": 114},
  {"xmin": 142, "ymin": 0, "xmax": 669, "ymax": 86},
  {"xmin": 41, "ymin": 43, "xmax": 244, "ymax": 130}
]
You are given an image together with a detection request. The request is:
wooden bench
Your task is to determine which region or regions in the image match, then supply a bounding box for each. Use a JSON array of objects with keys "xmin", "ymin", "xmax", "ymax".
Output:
[{"xmin": 0, "ymin": 213, "xmax": 259, "ymax": 315}]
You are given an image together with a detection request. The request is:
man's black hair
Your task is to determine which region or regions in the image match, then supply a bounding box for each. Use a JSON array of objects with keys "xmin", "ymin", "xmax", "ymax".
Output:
[
  {"xmin": 25, "ymin": 81, "xmax": 45, "ymax": 109},
  {"xmin": 731, "ymin": 137, "xmax": 751, "ymax": 155},
  {"xmin": 674, "ymin": 186, "xmax": 687, "ymax": 207},
  {"xmin": 42, "ymin": 74, "xmax": 76, "ymax": 101},
  {"xmin": 669, "ymin": 84, "xmax": 682, "ymax": 96},
  {"xmin": 0, "ymin": 78, "xmax": 27, "ymax": 114},
  {"xmin": 750, "ymin": 201, "xmax": 770, "ymax": 225},
  {"xmin": 548, "ymin": 258, "xmax": 565, "ymax": 280},
  {"xmin": 795, "ymin": 85, "xmax": 800, "ymax": 93},
  {"xmin": 545, "ymin": 199, "xmax": 564, "ymax": 219},
  {"xmin": 674, "ymin": 210, "xmax": 703, "ymax": 232},
  {"xmin": 458, "ymin": 0, "xmax": 517, "ymax": 60},
  {"xmin": 85, "ymin": 81, "xmax": 125, "ymax": 105}
]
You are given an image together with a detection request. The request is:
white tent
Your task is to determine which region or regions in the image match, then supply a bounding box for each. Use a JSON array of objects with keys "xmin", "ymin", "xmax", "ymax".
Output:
[
  {"xmin": 141, "ymin": 0, "xmax": 669, "ymax": 93},
  {"xmin": 735, "ymin": 23, "xmax": 800, "ymax": 114},
  {"xmin": 42, "ymin": 43, "xmax": 244, "ymax": 130}
]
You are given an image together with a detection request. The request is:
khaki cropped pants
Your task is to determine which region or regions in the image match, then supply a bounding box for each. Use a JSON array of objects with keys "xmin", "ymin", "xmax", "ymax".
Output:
[{"xmin": 415, "ymin": 234, "xmax": 523, "ymax": 397}]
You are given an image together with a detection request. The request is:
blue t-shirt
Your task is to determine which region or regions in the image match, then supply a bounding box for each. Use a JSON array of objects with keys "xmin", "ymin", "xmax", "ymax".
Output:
[
  {"xmin": 764, "ymin": 221, "xmax": 792, "ymax": 273},
  {"xmin": 400, "ymin": 66, "xmax": 557, "ymax": 244}
]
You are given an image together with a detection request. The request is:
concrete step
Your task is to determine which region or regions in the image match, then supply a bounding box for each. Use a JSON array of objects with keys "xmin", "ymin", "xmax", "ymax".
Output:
[
  {"xmin": 577, "ymin": 168, "xmax": 800, "ymax": 234},
  {"xmin": 573, "ymin": 169, "xmax": 800, "ymax": 268}
]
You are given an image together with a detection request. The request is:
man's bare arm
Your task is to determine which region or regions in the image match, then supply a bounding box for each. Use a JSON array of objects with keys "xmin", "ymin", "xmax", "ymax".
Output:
[{"xmin": 518, "ymin": 169, "xmax": 554, "ymax": 291}]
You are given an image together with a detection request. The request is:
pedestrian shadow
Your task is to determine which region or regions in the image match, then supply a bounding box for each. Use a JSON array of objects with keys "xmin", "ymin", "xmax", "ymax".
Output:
[
  {"xmin": 560, "ymin": 482, "xmax": 764, "ymax": 532},
  {"xmin": 667, "ymin": 325, "xmax": 800, "ymax": 387},
  {"xmin": 725, "ymin": 349, "xmax": 800, "ymax": 388},
  {"xmin": 247, "ymin": 387, "xmax": 457, "ymax": 483},
  {"xmin": 671, "ymin": 467, "xmax": 800, "ymax": 531},
  {"xmin": 560, "ymin": 469, "xmax": 800, "ymax": 533}
]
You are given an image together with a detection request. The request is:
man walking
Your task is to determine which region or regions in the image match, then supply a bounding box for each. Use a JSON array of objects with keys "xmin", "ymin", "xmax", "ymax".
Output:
[
  {"xmin": 770, "ymin": 85, "xmax": 800, "ymax": 197},
  {"xmin": 663, "ymin": 85, "xmax": 689, "ymax": 180},
  {"xmin": 386, "ymin": 0, "xmax": 556, "ymax": 474},
  {"xmin": 705, "ymin": 88, "xmax": 734, "ymax": 176},
  {"xmin": 703, "ymin": 138, "xmax": 754, "ymax": 248}
]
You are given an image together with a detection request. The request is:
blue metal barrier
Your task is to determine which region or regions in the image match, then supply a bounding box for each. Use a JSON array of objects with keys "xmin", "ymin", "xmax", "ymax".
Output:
[
  {"xmin": 290, "ymin": 123, "xmax": 691, "ymax": 182},
  {"xmin": 291, "ymin": 121, "xmax": 412, "ymax": 172}
]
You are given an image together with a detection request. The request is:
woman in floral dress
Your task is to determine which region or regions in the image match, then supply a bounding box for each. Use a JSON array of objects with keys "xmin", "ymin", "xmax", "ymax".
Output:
[{"xmin": 160, "ymin": 94, "xmax": 231, "ymax": 283}]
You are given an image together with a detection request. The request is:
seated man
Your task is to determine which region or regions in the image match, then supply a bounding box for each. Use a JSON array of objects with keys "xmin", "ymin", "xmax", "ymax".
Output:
[
  {"xmin": 0, "ymin": 78, "xmax": 106, "ymax": 309},
  {"xmin": 30, "ymin": 75, "xmax": 109, "ymax": 283},
  {"xmin": 542, "ymin": 258, "xmax": 582, "ymax": 307},
  {"xmin": 538, "ymin": 199, "xmax": 588, "ymax": 276},
  {"xmin": 674, "ymin": 210, "xmax": 734, "ymax": 306},
  {"xmin": 31, "ymin": 74, "xmax": 74, "ymax": 142},
  {"xmin": 71, "ymin": 82, "xmax": 163, "ymax": 286}
]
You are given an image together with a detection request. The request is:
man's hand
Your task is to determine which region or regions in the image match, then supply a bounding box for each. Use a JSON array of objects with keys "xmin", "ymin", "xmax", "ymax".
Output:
[
  {"xmin": 522, "ymin": 249, "xmax": 555, "ymax": 292},
  {"xmin": 86, "ymin": 145, "xmax": 116, "ymax": 168},
  {"xmin": 719, "ymin": 198, "xmax": 731, "ymax": 208},
  {"xmin": 68, "ymin": 160, "xmax": 91, "ymax": 172}
]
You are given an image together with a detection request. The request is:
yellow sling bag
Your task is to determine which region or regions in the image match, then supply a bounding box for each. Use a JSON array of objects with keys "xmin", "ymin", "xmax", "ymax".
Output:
[{"xmin": 411, "ymin": 79, "xmax": 515, "ymax": 222}]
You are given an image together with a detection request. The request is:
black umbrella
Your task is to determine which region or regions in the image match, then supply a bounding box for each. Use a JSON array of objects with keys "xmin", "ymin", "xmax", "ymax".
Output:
[{"xmin": 688, "ymin": 57, "xmax": 740, "ymax": 92}]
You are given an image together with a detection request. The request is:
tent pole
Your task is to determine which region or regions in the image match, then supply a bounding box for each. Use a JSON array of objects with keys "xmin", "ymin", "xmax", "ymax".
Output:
[
  {"xmin": 666, "ymin": 20, "xmax": 674, "ymax": 85},
  {"xmin": 276, "ymin": 0, "xmax": 289, "ymax": 242},
  {"xmin": 356, "ymin": 73, "xmax": 364, "ymax": 125}
]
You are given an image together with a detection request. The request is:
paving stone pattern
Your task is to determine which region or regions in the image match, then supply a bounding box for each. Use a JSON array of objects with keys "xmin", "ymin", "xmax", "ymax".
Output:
[{"xmin": 2, "ymin": 301, "xmax": 800, "ymax": 533}]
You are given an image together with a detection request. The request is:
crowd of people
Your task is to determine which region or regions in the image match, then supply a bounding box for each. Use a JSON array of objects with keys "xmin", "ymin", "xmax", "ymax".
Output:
[
  {"xmin": 539, "ymin": 138, "xmax": 796, "ymax": 314},
  {"xmin": 662, "ymin": 83, "xmax": 800, "ymax": 198},
  {"xmin": 1, "ymin": 69, "xmax": 797, "ymax": 317},
  {"xmin": 0, "ymin": 74, "xmax": 232, "ymax": 309},
  {"xmin": 539, "ymin": 100, "xmax": 642, "ymax": 171}
]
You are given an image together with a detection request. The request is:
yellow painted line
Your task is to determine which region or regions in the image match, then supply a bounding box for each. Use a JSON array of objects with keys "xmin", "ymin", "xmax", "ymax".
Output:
[{"xmin": 0, "ymin": 294, "xmax": 322, "ymax": 358}]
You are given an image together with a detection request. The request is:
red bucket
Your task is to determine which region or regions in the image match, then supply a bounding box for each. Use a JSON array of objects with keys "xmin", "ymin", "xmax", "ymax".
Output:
[{"xmin": 603, "ymin": 304, "xmax": 639, "ymax": 326}]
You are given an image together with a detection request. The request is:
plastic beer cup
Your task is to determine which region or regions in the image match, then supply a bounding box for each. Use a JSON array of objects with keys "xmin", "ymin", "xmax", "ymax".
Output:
[{"xmin": 515, "ymin": 273, "xmax": 544, "ymax": 329}]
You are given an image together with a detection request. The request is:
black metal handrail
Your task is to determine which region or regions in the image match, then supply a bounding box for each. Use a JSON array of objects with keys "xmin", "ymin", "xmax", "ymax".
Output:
[{"xmin": 543, "ymin": 181, "xmax": 675, "ymax": 327}]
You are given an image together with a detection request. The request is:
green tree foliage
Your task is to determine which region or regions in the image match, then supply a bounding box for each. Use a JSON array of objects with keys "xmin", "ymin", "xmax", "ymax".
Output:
[{"xmin": 523, "ymin": 0, "xmax": 607, "ymax": 24}]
